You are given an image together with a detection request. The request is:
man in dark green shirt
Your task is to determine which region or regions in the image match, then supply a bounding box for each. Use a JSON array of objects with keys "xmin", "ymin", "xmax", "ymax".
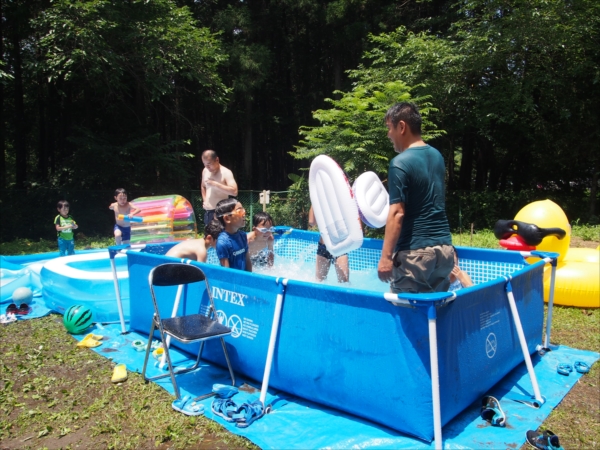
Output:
[{"xmin": 377, "ymin": 102, "xmax": 454, "ymax": 293}]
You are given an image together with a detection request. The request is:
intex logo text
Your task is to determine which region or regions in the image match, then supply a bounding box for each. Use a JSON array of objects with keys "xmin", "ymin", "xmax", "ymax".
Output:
[{"xmin": 212, "ymin": 286, "xmax": 246, "ymax": 307}]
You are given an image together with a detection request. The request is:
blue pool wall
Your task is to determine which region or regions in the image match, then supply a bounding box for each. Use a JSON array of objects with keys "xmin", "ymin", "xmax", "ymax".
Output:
[{"xmin": 125, "ymin": 229, "xmax": 545, "ymax": 441}]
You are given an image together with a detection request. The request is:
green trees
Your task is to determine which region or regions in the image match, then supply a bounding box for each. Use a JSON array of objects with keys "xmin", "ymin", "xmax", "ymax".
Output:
[
  {"xmin": 292, "ymin": 0, "xmax": 599, "ymax": 219},
  {"xmin": 2, "ymin": 0, "xmax": 227, "ymax": 189}
]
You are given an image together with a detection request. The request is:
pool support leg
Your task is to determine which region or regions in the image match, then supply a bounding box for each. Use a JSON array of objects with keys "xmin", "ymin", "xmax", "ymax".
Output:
[
  {"xmin": 109, "ymin": 248, "xmax": 128, "ymax": 334},
  {"xmin": 259, "ymin": 278, "xmax": 288, "ymax": 407},
  {"xmin": 504, "ymin": 278, "xmax": 543, "ymax": 403},
  {"xmin": 428, "ymin": 304, "xmax": 443, "ymax": 450},
  {"xmin": 544, "ymin": 258, "xmax": 558, "ymax": 350}
]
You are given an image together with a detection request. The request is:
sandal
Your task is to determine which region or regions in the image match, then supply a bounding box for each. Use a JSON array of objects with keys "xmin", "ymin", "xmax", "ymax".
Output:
[
  {"xmin": 211, "ymin": 397, "xmax": 239, "ymax": 422},
  {"xmin": 574, "ymin": 361, "xmax": 590, "ymax": 374},
  {"xmin": 111, "ymin": 364, "xmax": 128, "ymax": 383},
  {"xmin": 0, "ymin": 313, "xmax": 17, "ymax": 324},
  {"xmin": 481, "ymin": 395, "xmax": 506, "ymax": 427},
  {"xmin": 172, "ymin": 396, "xmax": 204, "ymax": 416},
  {"xmin": 526, "ymin": 429, "xmax": 564, "ymax": 450},
  {"xmin": 557, "ymin": 363, "xmax": 572, "ymax": 376},
  {"xmin": 230, "ymin": 399, "xmax": 265, "ymax": 428},
  {"xmin": 213, "ymin": 384, "xmax": 238, "ymax": 399},
  {"xmin": 5, "ymin": 304, "xmax": 18, "ymax": 315},
  {"xmin": 16, "ymin": 303, "xmax": 31, "ymax": 315},
  {"xmin": 132, "ymin": 339, "xmax": 147, "ymax": 352}
]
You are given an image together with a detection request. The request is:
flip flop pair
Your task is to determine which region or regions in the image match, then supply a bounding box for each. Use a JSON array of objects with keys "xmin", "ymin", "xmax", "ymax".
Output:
[
  {"xmin": 6, "ymin": 303, "xmax": 31, "ymax": 315},
  {"xmin": 557, "ymin": 361, "xmax": 590, "ymax": 376},
  {"xmin": 172, "ymin": 396, "xmax": 204, "ymax": 416},
  {"xmin": 480, "ymin": 395, "xmax": 506, "ymax": 427}
]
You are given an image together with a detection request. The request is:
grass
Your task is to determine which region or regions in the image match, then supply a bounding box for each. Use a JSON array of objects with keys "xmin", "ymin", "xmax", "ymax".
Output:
[{"xmin": 0, "ymin": 231, "xmax": 598, "ymax": 448}]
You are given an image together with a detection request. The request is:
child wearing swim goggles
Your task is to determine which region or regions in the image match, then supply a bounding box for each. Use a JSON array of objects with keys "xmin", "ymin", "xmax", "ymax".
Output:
[
  {"xmin": 247, "ymin": 212, "xmax": 275, "ymax": 269},
  {"xmin": 214, "ymin": 198, "xmax": 252, "ymax": 271}
]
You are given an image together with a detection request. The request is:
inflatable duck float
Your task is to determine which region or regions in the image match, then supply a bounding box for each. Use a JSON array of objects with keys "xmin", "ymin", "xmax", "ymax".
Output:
[{"xmin": 495, "ymin": 199, "xmax": 599, "ymax": 308}]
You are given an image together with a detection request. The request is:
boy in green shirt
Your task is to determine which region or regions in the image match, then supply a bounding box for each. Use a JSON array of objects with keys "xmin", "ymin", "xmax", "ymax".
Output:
[{"xmin": 54, "ymin": 200, "xmax": 78, "ymax": 256}]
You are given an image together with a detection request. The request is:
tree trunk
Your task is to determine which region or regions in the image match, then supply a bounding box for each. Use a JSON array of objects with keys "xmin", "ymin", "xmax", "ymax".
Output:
[
  {"xmin": 458, "ymin": 130, "xmax": 474, "ymax": 190},
  {"xmin": 590, "ymin": 166, "xmax": 598, "ymax": 218},
  {"xmin": 244, "ymin": 97, "xmax": 253, "ymax": 187},
  {"xmin": 11, "ymin": 29, "xmax": 26, "ymax": 188},
  {"xmin": 0, "ymin": 15, "xmax": 5, "ymax": 188}
]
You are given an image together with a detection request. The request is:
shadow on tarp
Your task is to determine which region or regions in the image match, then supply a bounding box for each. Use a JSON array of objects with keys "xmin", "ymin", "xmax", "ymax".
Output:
[{"xmin": 77, "ymin": 323, "xmax": 598, "ymax": 450}]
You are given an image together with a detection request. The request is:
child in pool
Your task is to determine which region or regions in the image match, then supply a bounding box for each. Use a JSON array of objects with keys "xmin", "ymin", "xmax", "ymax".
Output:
[
  {"xmin": 165, "ymin": 221, "xmax": 223, "ymax": 262},
  {"xmin": 247, "ymin": 212, "xmax": 275, "ymax": 269},
  {"xmin": 109, "ymin": 188, "xmax": 140, "ymax": 245},
  {"xmin": 214, "ymin": 198, "xmax": 252, "ymax": 272},
  {"xmin": 55, "ymin": 200, "xmax": 78, "ymax": 256},
  {"xmin": 308, "ymin": 205, "xmax": 349, "ymax": 283},
  {"xmin": 448, "ymin": 246, "xmax": 474, "ymax": 291}
]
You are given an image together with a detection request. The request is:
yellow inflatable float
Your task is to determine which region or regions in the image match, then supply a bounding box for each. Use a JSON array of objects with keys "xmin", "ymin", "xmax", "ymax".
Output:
[{"xmin": 514, "ymin": 200, "xmax": 599, "ymax": 308}]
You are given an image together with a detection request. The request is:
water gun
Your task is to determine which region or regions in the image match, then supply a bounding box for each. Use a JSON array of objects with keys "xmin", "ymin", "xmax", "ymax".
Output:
[{"xmin": 118, "ymin": 214, "xmax": 144, "ymax": 223}]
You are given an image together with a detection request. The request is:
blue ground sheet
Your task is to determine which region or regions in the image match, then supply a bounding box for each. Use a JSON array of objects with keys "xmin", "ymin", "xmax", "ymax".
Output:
[{"xmin": 73, "ymin": 321, "xmax": 598, "ymax": 450}]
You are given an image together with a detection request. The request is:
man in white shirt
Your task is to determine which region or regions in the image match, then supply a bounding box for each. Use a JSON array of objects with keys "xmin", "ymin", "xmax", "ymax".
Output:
[{"xmin": 200, "ymin": 149, "xmax": 238, "ymax": 225}]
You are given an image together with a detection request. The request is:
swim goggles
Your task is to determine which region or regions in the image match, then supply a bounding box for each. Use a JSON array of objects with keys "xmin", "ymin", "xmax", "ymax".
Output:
[{"xmin": 256, "ymin": 227, "xmax": 276, "ymax": 233}]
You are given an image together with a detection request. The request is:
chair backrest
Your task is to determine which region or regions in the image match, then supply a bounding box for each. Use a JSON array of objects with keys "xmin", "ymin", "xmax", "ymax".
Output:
[
  {"xmin": 148, "ymin": 263, "xmax": 217, "ymax": 320},
  {"xmin": 150, "ymin": 263, "xmax": 206, "ymax": 287}
]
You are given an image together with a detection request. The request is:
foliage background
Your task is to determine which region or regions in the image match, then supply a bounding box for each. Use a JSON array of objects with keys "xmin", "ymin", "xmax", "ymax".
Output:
[{"xmin": 1, "ymin": 0, "xmax": 598, "ymax": 241}]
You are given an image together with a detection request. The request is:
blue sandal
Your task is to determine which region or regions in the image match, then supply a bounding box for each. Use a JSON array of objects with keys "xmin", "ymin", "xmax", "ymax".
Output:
[
  {"xmin": 526, "ymin": 429, "xmax": 564, "ymax": 450},
  {"xmin": 557, "ymin": 363, "xmax": 572, "ymax": 376},
  {"xmin": 574, "ymin": 361, "xmax": 590, "ymax": 374},
  {"xmin": 172, "ymin": 396, "xmax": 205, "ymax": 416},
  {"xmin": 211, "ymin": 397, "xmax": 239, "ymax": 422},
  {"xmin": 212, "ymin": 383, "xmax": 239, "ymax": 399},
  {"xmin": 231, "ymin": 399, "xmax": 265, "ymax": 428},
  {"xmin": 481, "ymin": 395, "xmax": 506, "ymax": 427}
]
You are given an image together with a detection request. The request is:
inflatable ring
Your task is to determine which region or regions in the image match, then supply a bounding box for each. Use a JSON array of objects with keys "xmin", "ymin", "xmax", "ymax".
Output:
[
  {"xmin": 309, "ymin": 155, "xmax": 363, "ymax": 257},
  {"xmin": 352, "ymin": 172, "xmax": 389, "ymax": 229}
]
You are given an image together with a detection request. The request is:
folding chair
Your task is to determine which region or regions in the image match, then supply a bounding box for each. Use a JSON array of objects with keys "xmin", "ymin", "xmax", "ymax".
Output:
[{"xmin": 141, "ymin": 263, "xmax": 235, "ymax": 400}]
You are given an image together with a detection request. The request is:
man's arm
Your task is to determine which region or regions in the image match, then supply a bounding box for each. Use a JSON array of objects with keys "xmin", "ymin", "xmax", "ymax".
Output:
[
  {"xmin": 200, "ymin": 168, "xmax": 207, "ymax": 203},
  {"xmin": 377, "ymin": 202, "xmax": 405, "ymax": 282}
]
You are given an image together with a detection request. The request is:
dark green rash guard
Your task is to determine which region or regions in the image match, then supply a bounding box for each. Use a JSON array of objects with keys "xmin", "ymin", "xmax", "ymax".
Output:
[{"xmin": 387, "ymin": 144, "xmax": 452, "ymax": 252}]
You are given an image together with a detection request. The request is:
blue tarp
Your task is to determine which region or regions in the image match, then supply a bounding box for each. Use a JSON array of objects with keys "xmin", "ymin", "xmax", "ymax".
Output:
[{"xmin": 79, "ymin": 322, "xmax": 598, "ymax": 449}]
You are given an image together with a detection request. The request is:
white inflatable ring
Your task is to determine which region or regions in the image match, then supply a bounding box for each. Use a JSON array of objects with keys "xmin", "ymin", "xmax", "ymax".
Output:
[
  {"xmin": 309, "ymin": 155, "xmax": 363, "ymax": 257},
  {"xmin": 352, "ymin": 172, "xmax": 389, "ymax": 229}
]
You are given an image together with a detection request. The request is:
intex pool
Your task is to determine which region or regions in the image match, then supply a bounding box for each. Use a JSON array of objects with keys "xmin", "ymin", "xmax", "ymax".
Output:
[{"xmin": 116, "ymin": 228, "xmax": 549, "ymax": 442}]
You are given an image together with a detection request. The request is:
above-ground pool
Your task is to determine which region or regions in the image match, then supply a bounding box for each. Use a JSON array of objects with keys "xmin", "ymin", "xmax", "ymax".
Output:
[{"xmin": 118, "ymin": 228, "xmax": 547, "ymax": 442}]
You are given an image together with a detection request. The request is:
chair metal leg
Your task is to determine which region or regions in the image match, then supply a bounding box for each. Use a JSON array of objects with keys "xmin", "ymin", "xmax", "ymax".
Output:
[
  {"xmin": 141, "ymin": 319, "xmax": 157, "ymax": 381},
  {"xmin": 220, "ymin": 337, "xmax": 236, "ymax": 386}
]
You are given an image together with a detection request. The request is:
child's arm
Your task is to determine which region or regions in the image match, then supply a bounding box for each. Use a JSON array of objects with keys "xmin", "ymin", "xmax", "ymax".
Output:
[
  {"xmin": 245, "ymin": 252, "xmax": 253, "ymax": 272},
  {"xmin": 219, "ymin": 258, "xmax": 230, "ymax": 268},
  {"xmin": 452, "ymin": 265, "xmax": 473, "ymax": 287},
  {"xmin": 109, "ymin": 202, "xmax": 116, "ymax": 211},
  {"xmin": 129, "ymin": 204, "xmax": 141, "ymax": 216},
  {"xmin": 308, "ymin": 206, "xmax": 317, "ymax": 228}
]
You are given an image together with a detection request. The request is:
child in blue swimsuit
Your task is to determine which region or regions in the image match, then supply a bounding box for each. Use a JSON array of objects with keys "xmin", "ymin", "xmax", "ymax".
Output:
[
  {"xmin": 247, "ymin": 212, "xmax": 275, "ymax": 269},
  {"xmin": 109, "ymin": 188, "xmax": 140, "ymax": 245},
  {"xmin": 214, "ymin": 198, "xmax": 252, "ymax": 272}
]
